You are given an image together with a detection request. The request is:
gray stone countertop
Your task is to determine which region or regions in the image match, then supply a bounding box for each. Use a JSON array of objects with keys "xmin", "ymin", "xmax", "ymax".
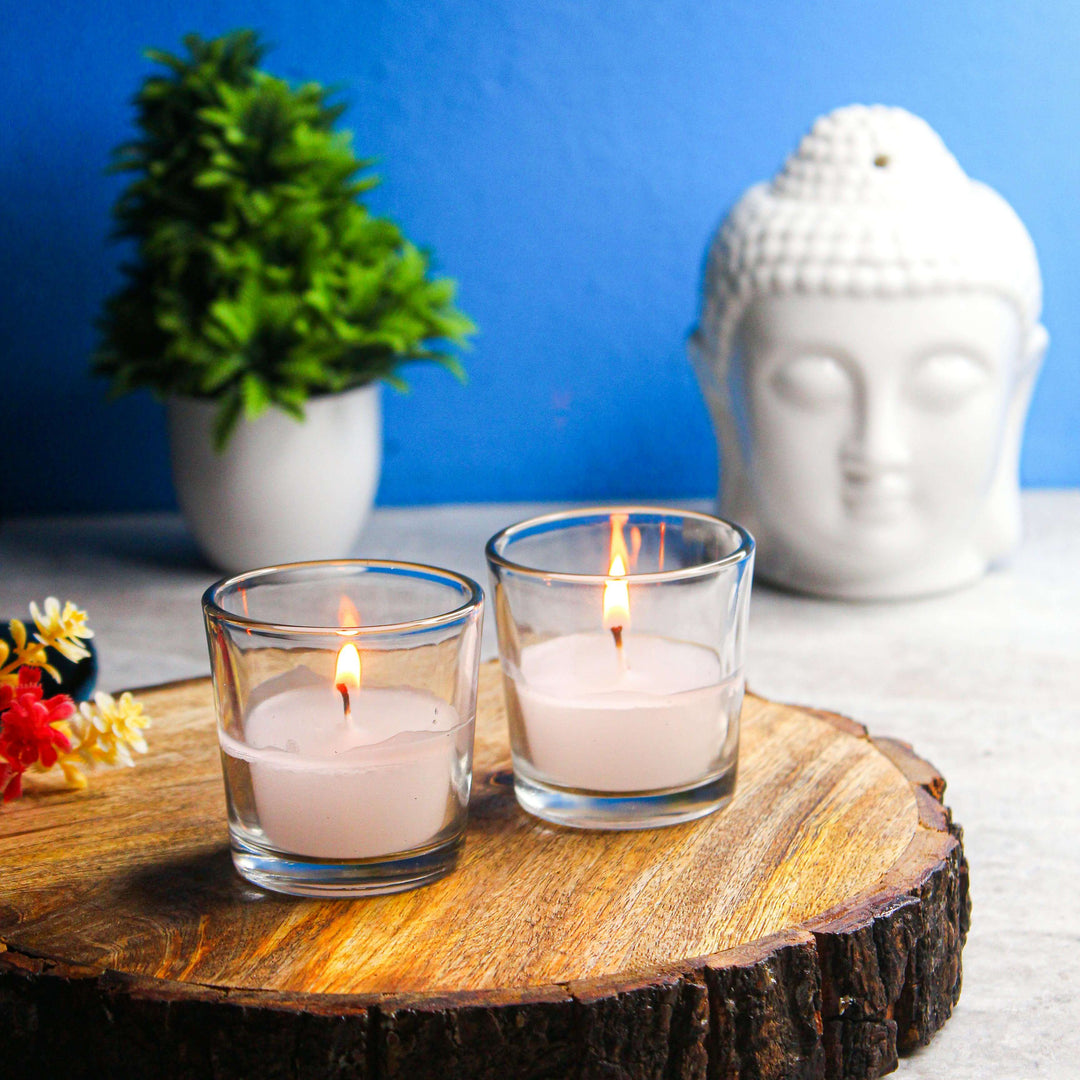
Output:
[{"xmin": 2, "ymin": 490, "xmax": 1078, "ymax": 1078}]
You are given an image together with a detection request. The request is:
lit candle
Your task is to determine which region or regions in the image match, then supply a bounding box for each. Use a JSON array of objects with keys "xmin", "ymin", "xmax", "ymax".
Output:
[
  {"xmin": 219, "ymin": 632, "xmax": 461, "ymax": 860},
  {"xmin": 509, "ymin": 516, "xmax": 740, "ymax": 793}
]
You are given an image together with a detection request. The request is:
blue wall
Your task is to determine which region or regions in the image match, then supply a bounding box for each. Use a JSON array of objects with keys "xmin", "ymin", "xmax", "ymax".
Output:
[{"xmin": 1, "ymin": 0, "xmax": 1077, "ymax": 513}]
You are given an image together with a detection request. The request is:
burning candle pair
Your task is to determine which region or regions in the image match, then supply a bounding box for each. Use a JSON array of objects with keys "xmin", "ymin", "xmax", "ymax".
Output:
[{"xmin": 202, "ymin": 508, "xmax": 752, "ymax": 897}]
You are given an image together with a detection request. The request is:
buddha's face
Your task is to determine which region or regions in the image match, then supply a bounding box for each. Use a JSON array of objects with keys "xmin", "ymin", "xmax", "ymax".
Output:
[{"xmin": 732, "ymin": 292, "xmax": 1026, "ymax": 591}]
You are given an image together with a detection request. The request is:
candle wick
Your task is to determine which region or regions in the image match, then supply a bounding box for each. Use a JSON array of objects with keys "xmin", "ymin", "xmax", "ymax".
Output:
[
  {"xmin": 336, "ymin": 682, "xmax": 353, "ymax": 725},
  {"xmin": 610, "ymin": 626, "xmax": 627, "ymax": 674}
]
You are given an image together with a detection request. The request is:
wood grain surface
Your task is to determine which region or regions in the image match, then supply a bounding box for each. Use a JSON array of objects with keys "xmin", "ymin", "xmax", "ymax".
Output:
[{"xmin": 0, "ymin": 661, "xmax": 969, "ymax": 1080}]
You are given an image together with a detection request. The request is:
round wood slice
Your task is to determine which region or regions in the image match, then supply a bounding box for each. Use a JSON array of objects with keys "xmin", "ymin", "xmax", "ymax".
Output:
[{"xmin": 0, "ymin": 661, "xmax": 968, "ymax": 1080}]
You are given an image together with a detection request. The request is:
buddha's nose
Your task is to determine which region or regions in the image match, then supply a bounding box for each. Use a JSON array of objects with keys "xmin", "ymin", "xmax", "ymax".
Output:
[{"xmin": 841, "ymin": 393, "xmax": 911, "ymax": 479}]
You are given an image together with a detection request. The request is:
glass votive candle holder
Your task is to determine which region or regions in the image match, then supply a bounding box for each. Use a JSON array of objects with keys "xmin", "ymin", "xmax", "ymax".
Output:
[
  {"xmin": 486, "ymin": 507, "xmax": 754, "ymax": 830},
  {"xmin": 202, "ymin": 560, "xmax": 484, "ymax": 897}
]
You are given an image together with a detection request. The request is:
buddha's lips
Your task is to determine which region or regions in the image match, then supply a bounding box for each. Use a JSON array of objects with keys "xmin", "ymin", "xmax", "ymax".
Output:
[{"xmin": 842, "ymin": 482, "xmax": 911, "ymax": 523}]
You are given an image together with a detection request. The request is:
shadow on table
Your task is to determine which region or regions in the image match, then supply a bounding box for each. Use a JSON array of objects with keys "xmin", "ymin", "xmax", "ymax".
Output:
[{"xmin": 117, "ymin": 845, "xmax": 294, "ymax": 913}]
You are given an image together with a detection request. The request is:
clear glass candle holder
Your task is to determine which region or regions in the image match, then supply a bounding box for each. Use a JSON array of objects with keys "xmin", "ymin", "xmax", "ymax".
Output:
[
  {"xmin": 203, "ymin": 560, "xmax": 484, "ymax": 897},
  {"xmin": 486, "ymin": 508, "xmax": 754, "ymax": 830}
]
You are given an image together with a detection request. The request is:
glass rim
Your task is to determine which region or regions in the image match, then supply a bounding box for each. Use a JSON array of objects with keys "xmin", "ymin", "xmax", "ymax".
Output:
[
  {"xmin": 202, "ymin": 559, "xmax": 484, "ymax": 637},
  {"xmin": 484, "ymin": 505, "xmax": 755, "ymax": 585}
]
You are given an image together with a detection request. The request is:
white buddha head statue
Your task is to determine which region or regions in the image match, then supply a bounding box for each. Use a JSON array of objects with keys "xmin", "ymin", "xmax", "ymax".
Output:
[{"xmin": 690, "ymin": 105, "xmax": 1046, "ymax": 599}]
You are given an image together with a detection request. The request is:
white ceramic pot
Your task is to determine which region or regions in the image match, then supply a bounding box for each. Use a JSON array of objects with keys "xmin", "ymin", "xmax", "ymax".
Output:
[{"xmin": 167, "ymin": 384, "xmax": 381, "ymax": 573}]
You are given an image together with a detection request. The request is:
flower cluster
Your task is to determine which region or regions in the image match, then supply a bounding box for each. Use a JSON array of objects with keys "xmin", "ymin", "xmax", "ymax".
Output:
[{"xmin": 0, "ymin": 600, "xmax": 151, "ymax": 803}]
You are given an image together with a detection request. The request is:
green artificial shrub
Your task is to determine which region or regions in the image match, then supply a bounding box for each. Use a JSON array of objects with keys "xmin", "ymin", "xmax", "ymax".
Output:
[{"xmin": 96, "ymin": 30, "xmax": 474, "ymax": 448}]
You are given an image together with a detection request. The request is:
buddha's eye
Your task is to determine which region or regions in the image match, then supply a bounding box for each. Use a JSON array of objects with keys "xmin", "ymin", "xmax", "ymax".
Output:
[
  {"xmin": 907, "ymin": 353, "xmax": 991, "ymax": 411},
  {"xmin": 770, "ymin": 355, "xmax": 853, "ymax": 410}
]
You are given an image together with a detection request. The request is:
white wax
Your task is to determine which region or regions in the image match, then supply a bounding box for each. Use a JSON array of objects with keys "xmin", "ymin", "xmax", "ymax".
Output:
[
  {"xmin": 511, "ymin": 632, "xmax": 738, "ymax": 793},
  {"xmin": 221, "ymin": 674, "xmax": 460, "ymax": 859}
]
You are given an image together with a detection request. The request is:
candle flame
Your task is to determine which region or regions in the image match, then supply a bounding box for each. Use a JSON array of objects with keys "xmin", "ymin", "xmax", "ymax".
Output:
[
  {"xmin": 602, "ymin": 514, "xmax": 631, "ymax": 630},
  {"xmin": 335, "ymin": 642, "xmax": 362, "ymax": 691},
  {"xmin": 603, "ymin": 554, "xmax": 630, "ymax": 629},
  {"xmin": 338, "ymin": 595, "xmax": 361, "ymax": 629}
]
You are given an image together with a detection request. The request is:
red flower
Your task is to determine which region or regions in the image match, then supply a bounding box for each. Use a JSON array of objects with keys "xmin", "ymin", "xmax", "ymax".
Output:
[
  {"xmin": 0, "ymin": 667, "xmax": 75, "ymax": 778},
  {"xmin": 0, "ymin": 761, "xmax": 23, "ymax": 802}
]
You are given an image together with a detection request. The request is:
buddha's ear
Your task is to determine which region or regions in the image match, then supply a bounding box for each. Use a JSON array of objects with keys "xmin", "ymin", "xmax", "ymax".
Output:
[
  {"xmin": 687, "ymin": 329, "xmax": 750, "ymax": 522},
  {"xmin": 1022, "ymin": 323, "xmax": 1049, "ymax": 379},
  {"xmin": 981, "ymin": 319, "xmax": 1047, "ymax": 563},
  {"xmin": 687, "ymin": 329, "xmax": 720, "ymax": 394}
]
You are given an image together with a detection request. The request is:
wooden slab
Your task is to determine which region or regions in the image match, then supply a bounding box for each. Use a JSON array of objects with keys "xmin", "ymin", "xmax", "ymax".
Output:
[{"xmin": 0, "ymin": 662, "xmax": 969, "ymax": 1080}]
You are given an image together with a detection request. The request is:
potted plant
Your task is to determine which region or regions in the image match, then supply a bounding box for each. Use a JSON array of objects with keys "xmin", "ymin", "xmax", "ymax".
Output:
[{"xmin": 95, "ymin": 31, "xmax": 474, "ymax": 571}]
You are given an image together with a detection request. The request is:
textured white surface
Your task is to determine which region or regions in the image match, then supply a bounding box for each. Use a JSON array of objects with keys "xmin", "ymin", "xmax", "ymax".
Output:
[
  {"xmin": 2, "ymin": 491, "xmax": 1078, "ymax": 1077},
  {"xmin": 695, "ymin": 104, "xmax": 1043, "ymax": 368}
]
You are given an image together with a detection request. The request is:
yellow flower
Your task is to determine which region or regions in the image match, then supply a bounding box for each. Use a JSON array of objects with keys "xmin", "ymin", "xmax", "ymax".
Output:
[
  {"xmin": 1, "ymin": 618, "xmax": 58, "ymax": 683},
  {"xmin": 30, "ymin": 598, "xmax": 94, "ymax": 663},
  {"xmin": 54, "ymin": 755, "xmax": 89, "ymax": 790},
  {"xmin": 71, "ymin": 691, "xmax": 150, "ymax": 768}
]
